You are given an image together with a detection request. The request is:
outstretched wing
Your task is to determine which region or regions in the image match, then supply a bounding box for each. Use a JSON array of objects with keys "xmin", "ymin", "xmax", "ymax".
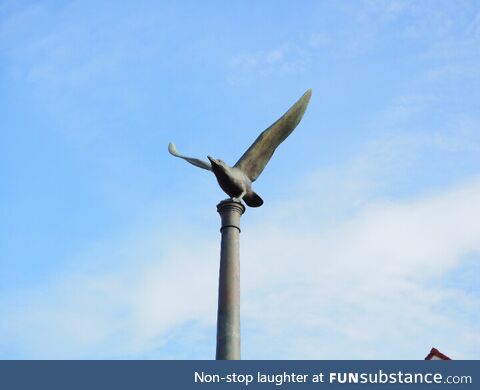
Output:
[
  {"xmin": 234, "ymin": 89, "xmax": 312, "ymax": 182},
  {"xmin": 168, "ymin": 142, "xmax": 212, "ymax": 171}
]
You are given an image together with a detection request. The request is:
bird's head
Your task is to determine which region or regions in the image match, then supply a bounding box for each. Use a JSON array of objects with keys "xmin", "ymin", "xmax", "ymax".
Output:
[{"xmin": 207, "ymin": 156, "xmax": 230, "ymax": 174}]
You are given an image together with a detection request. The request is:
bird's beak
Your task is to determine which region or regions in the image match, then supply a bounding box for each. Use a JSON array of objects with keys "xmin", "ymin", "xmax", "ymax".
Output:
[{"xmin": 207, "ymin": 156, "xmax": 217, "ymax": 165}]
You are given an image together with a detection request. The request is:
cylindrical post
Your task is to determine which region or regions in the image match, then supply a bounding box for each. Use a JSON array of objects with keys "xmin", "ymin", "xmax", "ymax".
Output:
[{"xmin": 216, "ymin": 199, "xmax": 245, "ymax": 360}]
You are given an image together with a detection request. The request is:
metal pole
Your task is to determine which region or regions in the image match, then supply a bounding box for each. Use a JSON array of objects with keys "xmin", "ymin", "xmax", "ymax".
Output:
[{"xmin": 215, "ymin": 199, "xmax": 245, "ymax": 360}]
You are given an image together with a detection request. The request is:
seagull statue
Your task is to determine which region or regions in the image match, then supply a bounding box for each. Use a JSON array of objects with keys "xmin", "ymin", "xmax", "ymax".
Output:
[{"xmin": 168, "ymin": 89, "xmax": 312, "ymax": 207}]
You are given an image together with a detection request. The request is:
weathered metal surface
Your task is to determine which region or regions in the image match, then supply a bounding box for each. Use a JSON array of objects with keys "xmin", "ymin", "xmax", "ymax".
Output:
[
  {"xmin": 215, "ymin": 199, "xmax": 245, "ymax": 360},
  {"xmin": 167, "ymin": 90, "xmax": 313, "ymax": 359},
  {"xmin": 168, "ymin": 89, "xmax": 312, "ymax": 207}
]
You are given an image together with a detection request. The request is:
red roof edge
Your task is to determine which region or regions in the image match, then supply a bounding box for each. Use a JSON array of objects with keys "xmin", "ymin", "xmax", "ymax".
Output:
[{"xmin": 425, "ymin": 347, "xmax": 451, "ymax": 360}]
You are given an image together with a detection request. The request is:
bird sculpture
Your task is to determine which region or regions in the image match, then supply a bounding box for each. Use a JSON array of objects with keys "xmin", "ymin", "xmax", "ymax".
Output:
[{"xmin": 168, "ymin": 89, "xmax": 312, "ymax": 207}]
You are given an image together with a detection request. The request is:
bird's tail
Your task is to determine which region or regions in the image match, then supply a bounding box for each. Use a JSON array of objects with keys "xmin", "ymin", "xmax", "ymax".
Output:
[{"xmin": 244, "ymin": 191, "xmax": 264, "ymax": 207}]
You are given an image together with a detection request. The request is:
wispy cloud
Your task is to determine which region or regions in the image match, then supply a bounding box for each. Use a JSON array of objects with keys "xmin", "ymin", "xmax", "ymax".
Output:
[
  {"xmin": 227, "ymin": 43, "xmax": 311, "ymax": 85},
  {"xmin": 243, "ymin": 175, "xmax": 480, "ymax": 359},
  {"xmin": 1, "ymin": 0, "xmax": 479, "ymax": 360},
  {"xmin": 225, "ymin": 30, "xmax": 332, "ymax": 85},
  {"xmin": 1, "ymin": 134, "xmax": 478, "ymax": 359}
]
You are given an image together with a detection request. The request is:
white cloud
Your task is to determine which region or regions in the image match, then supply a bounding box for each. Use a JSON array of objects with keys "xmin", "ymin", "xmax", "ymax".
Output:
[
  {"xmin": 1, "ymin": 135, "xmax": 479, "ymax": 359},
  {"xmin": 226, "ymin": 30, "xmax": 331, "ymax": 84},
  {"xmin": 240, "ymin": 175, "xmax": 480, "ymax": 359},
  {"xmin": 227, "ymin": 43, "xmax": 312, "ymax": 85}
]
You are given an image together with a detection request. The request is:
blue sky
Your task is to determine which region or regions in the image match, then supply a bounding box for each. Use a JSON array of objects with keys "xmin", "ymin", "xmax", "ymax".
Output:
[{"xmin": 1, "ymin": 0, "xmax": 480, "ymax": 359}]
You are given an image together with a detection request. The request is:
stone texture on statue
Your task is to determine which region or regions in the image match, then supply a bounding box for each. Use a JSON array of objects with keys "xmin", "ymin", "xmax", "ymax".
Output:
[{"xmin": 216, "ymin": 199, "xmax": 245, "ymax": 360}]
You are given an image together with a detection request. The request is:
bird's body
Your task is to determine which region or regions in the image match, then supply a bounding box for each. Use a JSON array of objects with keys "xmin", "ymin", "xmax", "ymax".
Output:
[
  {"xmin": 207, "ymin": 157, "xmax": 263, "ymax": 207},
  {"xmin": 168, "ymin": 89, "xmax": 312, "ymax": 207}
]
